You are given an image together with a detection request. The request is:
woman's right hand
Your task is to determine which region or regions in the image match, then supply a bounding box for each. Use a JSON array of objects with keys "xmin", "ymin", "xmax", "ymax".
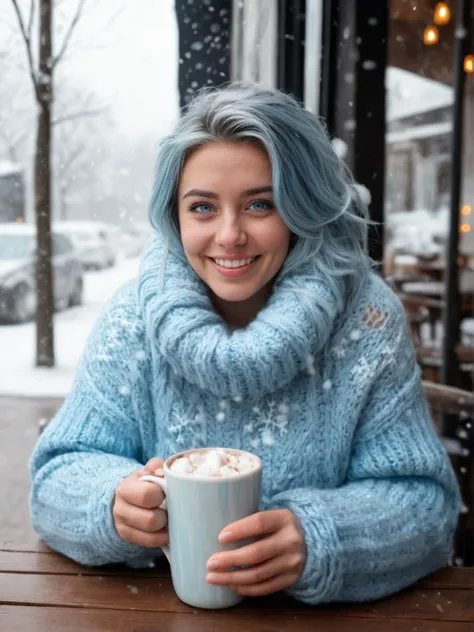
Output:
[{"xmin": 113, "ymin": 457, "xmax": 169, "ymax": 548}]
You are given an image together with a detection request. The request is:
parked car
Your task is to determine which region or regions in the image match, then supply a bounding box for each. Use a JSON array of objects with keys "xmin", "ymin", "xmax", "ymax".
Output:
[
  {"xmin": 53, "ymin": 221, "xmax": 116, "ymax": 270},
  {"xmin": 0, "ymin": 224, "xmax": 83, "ymax": 324}
]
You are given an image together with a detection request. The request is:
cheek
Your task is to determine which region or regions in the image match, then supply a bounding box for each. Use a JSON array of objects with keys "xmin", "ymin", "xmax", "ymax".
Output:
[
  {"xmin": 257, "ymin": 223, "xmax": 291, "ymax": 257},
  {"xmin": 179, "ymin": 221, "xmax": 206, "ymax": 256}
]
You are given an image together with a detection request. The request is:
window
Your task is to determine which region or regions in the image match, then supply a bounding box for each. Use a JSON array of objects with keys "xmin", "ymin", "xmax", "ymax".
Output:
[{"xmin": 52, "ymin": 234, "xmax": 73, "ymax": 256}]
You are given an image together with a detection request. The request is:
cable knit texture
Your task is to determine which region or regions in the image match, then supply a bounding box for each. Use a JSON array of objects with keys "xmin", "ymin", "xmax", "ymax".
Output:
[{"xmin": 30, "ymin": 237, "xmax": 460, "ymax": 605}]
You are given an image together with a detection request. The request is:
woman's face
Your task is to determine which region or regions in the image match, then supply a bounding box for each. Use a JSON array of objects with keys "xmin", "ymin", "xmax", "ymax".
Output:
[{"xmin": 177, "ymin": 141, "xmax": 291, "ymax": 324}]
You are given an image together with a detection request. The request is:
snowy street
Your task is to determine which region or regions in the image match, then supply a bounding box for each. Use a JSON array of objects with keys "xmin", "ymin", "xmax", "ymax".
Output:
[{"xmin": 0, "ymin": 257, "xmax": 139, "ymax": 398}]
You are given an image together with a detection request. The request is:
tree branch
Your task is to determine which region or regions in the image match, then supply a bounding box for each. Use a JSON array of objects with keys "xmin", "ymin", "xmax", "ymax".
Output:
[
  {"xmin": 52, "ymin": 105, "xmax": 107, "ymax": 126},
  {"xmin": 9, "ymin": 0, "xmax": 39, "ymax": 99},
  {"xmin": 27, "ymin": 0, "xmax": 35, "ymax": 40},
  {"xmin": 52, "ymin": 0, "xmax": 87, "ymax": 69}
]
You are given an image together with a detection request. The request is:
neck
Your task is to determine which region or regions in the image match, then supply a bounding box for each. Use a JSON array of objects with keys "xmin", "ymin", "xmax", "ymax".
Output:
[{"xmin": 211, "ymin": 284, "xmax": 273, "ymax": 328}]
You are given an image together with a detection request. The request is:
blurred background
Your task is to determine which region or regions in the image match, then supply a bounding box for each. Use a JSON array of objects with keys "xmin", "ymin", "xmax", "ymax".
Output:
[{"xmin": 0, "ymin": 0, "xmax": 472, "ymax": 560}]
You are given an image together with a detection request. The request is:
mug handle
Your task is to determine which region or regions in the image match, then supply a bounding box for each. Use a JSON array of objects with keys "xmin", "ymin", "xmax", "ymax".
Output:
[{"xmin": 139, "ymin": 474, "xmax": 170, "ymax": 561}]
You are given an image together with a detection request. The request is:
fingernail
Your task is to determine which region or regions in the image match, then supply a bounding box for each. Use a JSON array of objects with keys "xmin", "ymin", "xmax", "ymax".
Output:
[
  {"xmin": 218, "ymin": 531, "xmax": 232, "ymax": 543},
  {"xmin": 207, "ymin": 560, "xmax": 220, "ymax": 570}
]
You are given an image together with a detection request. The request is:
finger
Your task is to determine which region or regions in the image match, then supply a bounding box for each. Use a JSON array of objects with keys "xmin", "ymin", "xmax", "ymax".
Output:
[
  {"xmin": 115, "ymin": 522, "xmax": 169, "ymax": 549},
  {"xmin": 218, "ymin": 510, "xmax": 289, "ymax": 544},
  {"xmin": 208, "ymin": 532, "xmax": 286, "ymax": 570},
  {"xmin": 229, "ymin": 572, "xmax": 297, "ymax": 597},
  {"xmin": 207, "ymin": 554, "xmax": 288, "ymax": 586},
  {"xmin": 114, "ymin": 502, "xmax": 168, "ymax": 533},
  {"xmin": 118, "ymin": 476, "xmax": 165, "ymax": 509},
  {"xmin": 144, "ymin": 457, "xmax": 165, "ymax": 472},
  {"xmin": 135, "ymin": 457, "xmax": 165, "ymax": 477}
]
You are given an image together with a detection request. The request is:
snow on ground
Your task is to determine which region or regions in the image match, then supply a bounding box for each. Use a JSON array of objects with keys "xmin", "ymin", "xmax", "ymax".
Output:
[{"xmin": 0, "ymin": 257, "xmax": 139, "ymax": 398}]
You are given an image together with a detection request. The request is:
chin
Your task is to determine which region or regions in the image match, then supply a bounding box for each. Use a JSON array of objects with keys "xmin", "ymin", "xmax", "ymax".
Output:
[{"xmin": 209, "ymin": 283, "xmax": 263, "ymax": 304}]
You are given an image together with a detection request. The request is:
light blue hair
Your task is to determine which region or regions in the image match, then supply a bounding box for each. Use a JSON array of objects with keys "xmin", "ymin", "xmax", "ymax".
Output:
[{"xmin": 149, "ymin": 82, "xmax": 374, "ymax": 309}]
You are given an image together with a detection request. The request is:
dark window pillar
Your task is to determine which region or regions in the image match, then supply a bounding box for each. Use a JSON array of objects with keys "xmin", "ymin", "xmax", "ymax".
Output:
[
  {"xmin": 320, "ymin": 0, "xmax": 388, "ymax": 265},
  {"xmin": 276, "ymin": 0, "xmax": 306, "ymax": 102},
  {"xmin": 175, "ymin": 0, "xmax": 233, "ymax": 109}
]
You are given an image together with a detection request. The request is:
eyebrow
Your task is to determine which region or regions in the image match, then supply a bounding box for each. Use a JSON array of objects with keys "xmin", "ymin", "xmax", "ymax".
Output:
[{"xmin": 182, "ymin": 186, "xmax": 273, "ymax": 200}]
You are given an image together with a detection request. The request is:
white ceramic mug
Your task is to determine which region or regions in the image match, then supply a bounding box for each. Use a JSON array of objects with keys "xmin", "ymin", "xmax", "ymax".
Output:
[{"xmin": 140, "ymin": 447, "xmax": 262, "ymax": 609}]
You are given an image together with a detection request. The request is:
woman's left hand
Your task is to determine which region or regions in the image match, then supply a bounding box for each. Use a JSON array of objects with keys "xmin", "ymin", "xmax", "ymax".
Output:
[{"xmin": 206, "ymin": 509, "xmax": 307, "ymax": 596}]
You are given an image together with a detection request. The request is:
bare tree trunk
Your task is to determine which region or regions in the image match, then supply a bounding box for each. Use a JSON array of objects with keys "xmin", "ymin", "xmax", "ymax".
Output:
[{"xmin": 35, "ymin": 0, "xmax": 55, "ymax": 367}]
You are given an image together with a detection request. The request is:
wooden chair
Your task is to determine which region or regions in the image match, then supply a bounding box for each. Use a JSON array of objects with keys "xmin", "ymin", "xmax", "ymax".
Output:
[{"xmin": 423, "ymin": 380, "xmax": 474, "ymax": 566}]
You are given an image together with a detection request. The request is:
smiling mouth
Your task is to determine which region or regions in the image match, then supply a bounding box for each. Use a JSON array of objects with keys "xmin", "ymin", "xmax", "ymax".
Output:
[{"xmin": 211, "ymin": 256, "xmax": 260, "ymax": 269}]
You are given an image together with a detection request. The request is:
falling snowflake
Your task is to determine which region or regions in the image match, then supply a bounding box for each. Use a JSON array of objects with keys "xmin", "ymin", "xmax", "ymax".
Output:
[
  {"xmin": 216, "ymin": 412, "xmax": 226, "ymax": 422},
  {"xmin": 127, "ymin": 585, "xmax": 139, "ymax": 594},
  {"xmin": 332, "ymin": 338, "xmax": 347, "ymax": 358},
  {"xmin": 322, "ymin": 379, "xmax": 332, "ymax": 391},
  {"xmin": 306, "ymin": 354, "xmax": 316, "ymax": 376},
  {"xmin": 135, "ymin": 350, "xmax": 146, "ymax": 361},
  {"xmin": 349, "ymin": 329, "xmax": 361, "ymax": 341},
  {"xmin": 119, "ymin": 385, "xmax": 130, "ymax": 396}
]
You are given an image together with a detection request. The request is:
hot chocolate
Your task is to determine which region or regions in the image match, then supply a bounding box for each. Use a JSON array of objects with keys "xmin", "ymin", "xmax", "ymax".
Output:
[{"xmin": 169, "ymin": 448, "xmax": 257, "ymax": 478}]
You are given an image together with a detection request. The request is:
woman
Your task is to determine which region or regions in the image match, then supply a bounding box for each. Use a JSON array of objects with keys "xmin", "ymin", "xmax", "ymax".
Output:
[{"xmin": 30, "ymin": 83, "xmax": 460, "ymax": 605}]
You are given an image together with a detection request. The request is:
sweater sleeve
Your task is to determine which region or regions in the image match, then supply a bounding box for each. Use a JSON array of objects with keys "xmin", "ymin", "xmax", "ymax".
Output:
[
  {"xmin": 267, "ymin": 300, "xmax": 461, "ymax": 605},
  {"xmin": 29, "ymin": 283, "xmax": 161, "ymax": 567}
]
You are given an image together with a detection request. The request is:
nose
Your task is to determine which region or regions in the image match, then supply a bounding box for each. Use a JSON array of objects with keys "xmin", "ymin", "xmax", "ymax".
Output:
[{"xmin": 215, "ymin": 213, "xmax": 247, "ymax": 249}]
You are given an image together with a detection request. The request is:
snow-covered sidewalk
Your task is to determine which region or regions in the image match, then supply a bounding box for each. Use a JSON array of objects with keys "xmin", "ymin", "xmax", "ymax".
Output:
[{"xmin": 0, "ymin": 257, "xmax": 139, "ymax": 398}]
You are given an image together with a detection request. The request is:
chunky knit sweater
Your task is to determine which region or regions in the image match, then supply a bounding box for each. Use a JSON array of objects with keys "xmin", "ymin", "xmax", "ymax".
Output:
[{"xmin": 30, "ymin": 238, "xmax": 460, "ymax": 605}]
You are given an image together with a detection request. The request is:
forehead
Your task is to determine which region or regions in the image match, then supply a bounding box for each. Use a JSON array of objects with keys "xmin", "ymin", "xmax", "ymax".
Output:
[{"xmin": 179, "ymin": 141, "xmax": 272, "ymax": 189}]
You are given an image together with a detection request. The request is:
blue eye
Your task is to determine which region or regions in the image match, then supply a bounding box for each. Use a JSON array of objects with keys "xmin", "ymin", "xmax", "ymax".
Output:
[
  {"xmin": 191, "ymin": 203, "xmax": 213, "ymax": 214},
  {"xmin": 249, "ymin": 200, "xmax": 274, "ymax": 212}
]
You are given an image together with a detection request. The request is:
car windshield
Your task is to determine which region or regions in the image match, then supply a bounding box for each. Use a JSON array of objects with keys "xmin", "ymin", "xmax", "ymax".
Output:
[{"xmin": 0, "ymin": 234, "xmax": 33, "ymax": 259}]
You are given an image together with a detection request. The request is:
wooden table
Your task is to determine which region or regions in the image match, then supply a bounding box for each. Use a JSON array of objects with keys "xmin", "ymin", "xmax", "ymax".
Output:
[{"xmin": 1, "ymin": 542, "xmax": 473, "ymax": 631}]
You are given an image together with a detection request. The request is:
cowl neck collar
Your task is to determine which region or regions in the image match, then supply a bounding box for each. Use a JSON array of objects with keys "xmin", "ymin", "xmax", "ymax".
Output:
[{"xmin": 138, "ymin": 237, "xmax": 342, "ymax": 398}]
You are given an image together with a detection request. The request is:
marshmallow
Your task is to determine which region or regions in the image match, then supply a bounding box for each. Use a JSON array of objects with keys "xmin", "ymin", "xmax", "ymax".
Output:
[
  {"xmin": 228, "ymin": 454, "xmax": 239, "ymax": 469},
  {"xmin": 193, "ymin": 461, "xmax": 219, "ymax": 477},
  {"xmin": 189, "ymin": 452, "xmax": 206, "ymax": 468},
  {"xmin": 219, "ymin": 465, "xmax": 239, "ymax": 477},
  {"xmin": 237, "ymin": 455, "xmax": 255, "ymax": 474},
  {"xmin": 204, "ymin": 449, "xmax": 227, "ymax": 471},
  {"xmin": 170, "ymin": 456, "xmax": 193, "ymax": 474}
]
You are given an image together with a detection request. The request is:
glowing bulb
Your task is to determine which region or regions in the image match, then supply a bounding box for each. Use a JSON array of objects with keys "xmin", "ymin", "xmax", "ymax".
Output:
[
  {"xmin": 424, "ymin": 25, "xmax": 439, "ymax": 45},
  {"xmin": 461, "ymin": 205, "xmax": 472, "ymax": 216},
  {"xmin": 433, "ymin": 2, "xmax": 451, "ymax": 25},
  {"xmin": 460, "ymin": 224, "xmax": 471, "ymax": 233},
  {"xmin": 464, "ymin": 55, "xmax": 473, "ymax": 73}
]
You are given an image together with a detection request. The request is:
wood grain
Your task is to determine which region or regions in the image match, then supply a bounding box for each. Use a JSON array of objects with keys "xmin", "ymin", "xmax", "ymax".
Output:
[
  {"xmin": 0, "ymin": 571, "xmax": 472, "ymax": 622},
  {"xmin": 1, "ymin": 606, "xmax": 472, "ymax": 632}
]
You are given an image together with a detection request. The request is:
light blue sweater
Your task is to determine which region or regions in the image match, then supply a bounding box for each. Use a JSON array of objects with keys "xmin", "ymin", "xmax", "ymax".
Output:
[{"xmin": 30, "ymin": 238, "xmax": 460, "ymax": 605}]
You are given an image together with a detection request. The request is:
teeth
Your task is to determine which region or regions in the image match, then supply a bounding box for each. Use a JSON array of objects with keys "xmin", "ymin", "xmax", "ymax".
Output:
[{"xmin": 214, "ymin": 257, "xmax": 255, "ymax": 269}]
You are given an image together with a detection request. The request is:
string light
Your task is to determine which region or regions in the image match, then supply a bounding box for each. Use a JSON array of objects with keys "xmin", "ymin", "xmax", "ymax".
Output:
[
  {"xmin": 464, "ymin": 55, "xmax": 473, "ymax": 73},
  {"xmin": 461, "ymin": 205, "xmax": 472, "ymax": 216},
  {"xmin": 460, "ymin": 224, "xmax": 471, "ymax": 233},
  {"xmin": 423, "ymin": 25, "xmax": 439, "ymax": 45},
  {"xmin": 433, "ymin": 2, "xmax": 451, "ymax": 25}
]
